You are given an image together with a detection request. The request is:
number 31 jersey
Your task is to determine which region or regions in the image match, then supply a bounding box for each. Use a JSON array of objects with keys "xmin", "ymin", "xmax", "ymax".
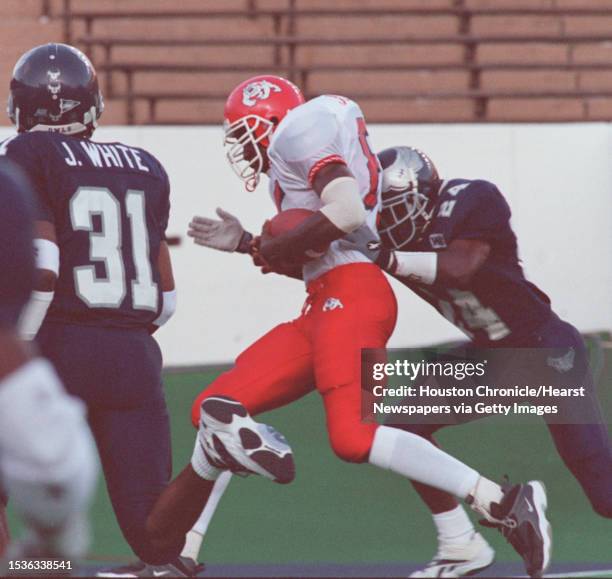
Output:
[
  {"xmin": 267, "ymin": 95, "xmax": 381, "ymax": 284},
  {"xmin": 2, "ymin": 131, "xmax": 169, "ymax": 329}
]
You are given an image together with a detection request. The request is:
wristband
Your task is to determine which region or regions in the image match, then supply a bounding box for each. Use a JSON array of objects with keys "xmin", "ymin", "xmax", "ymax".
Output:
[
  {"xmin": 152, "ymin": 289, "xmax": 177, "ymax": 327},
  {"xmin": 394, "ymin": 252, "xmax": 438, "ymax": 285},
  {"xmin": 34, "ymin": 239, "xmax": 60, "ymax": 275},
  {"xmin": 236, "ymin": 231, "xmax": 254, "ymax": 254},
  {"xmin": 374, "ymin": 248, "xmax": 398, "ymax": 273}
]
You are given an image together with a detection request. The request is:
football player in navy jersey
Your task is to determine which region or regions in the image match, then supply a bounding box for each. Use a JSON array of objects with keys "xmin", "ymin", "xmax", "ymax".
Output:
[
  {"xmin": 352, "ymin": 146, "xmax": 611, "ymax": 577},
  {"xmin": 0, "ymin": 158, "xmax": 97, "ymax": 562},
  {"xmin": 1, "ymin": 43, "xmax": 198, "ymax": 577},
  {"xmin": 374, "ymin": 147, "xmax": 553, "ymax": 344}
]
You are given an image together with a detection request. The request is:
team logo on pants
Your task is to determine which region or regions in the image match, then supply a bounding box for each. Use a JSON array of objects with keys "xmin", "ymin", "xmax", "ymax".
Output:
[
  {"xmin": 547, "ymin": 348, "xmax": 575, "ymax": 373},
  {"xmin": 323, "ymin": 297, "xmax": 344, "ymax": 312}
]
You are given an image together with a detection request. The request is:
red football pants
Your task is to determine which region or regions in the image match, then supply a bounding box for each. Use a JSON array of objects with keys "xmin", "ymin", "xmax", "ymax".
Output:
[{"xmin": 192, "ymin": 263, "xmax": 397, "ymax": 463}]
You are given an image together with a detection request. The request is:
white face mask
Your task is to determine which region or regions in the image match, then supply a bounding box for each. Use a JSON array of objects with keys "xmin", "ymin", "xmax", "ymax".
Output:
[{"xmin": 224, "ymin": 115, "xmax": 274, "ymax": 192}]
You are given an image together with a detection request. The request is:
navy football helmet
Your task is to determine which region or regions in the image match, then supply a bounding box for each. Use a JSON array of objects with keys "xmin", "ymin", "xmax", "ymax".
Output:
[
  {"xmin": 377, "ymin": 146, "xmax": 441, "ymax": 250},
  {"xmin": 8, "ymin": 43, "xmax": 103, "ymax": 135}
]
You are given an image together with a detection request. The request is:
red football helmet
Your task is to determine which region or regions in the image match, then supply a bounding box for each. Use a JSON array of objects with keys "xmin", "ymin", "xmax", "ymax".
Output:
[{"xmin": 224, "ymin": 75, "xmax": 305, "ymax": 191}]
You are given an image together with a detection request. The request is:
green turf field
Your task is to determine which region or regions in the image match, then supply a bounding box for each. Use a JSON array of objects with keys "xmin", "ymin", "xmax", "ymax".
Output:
[{"xmin": 8, "ymin": 334, "xmax": 612, "ymax": 568}]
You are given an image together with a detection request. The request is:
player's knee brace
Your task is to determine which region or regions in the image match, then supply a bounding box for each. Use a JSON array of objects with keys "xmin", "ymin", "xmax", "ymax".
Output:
[{"xmin": 328, "ymin": 425, "xmax": 375, "ymax": 463}]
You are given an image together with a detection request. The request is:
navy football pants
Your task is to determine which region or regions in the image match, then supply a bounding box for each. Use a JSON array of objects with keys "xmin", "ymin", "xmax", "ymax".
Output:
[
  {"xmin": 397, "ymin": 315, "xmax": 612, "ymax": 518},
  {"xmin": 37, "ymin": 322, "xmax": 182, "ymax": 564}
]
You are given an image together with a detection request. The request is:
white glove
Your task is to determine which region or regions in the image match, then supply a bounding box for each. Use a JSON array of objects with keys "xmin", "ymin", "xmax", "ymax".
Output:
[{"xmin": 188, "ymin": 208, "xmax": 245, "ymax": 252}]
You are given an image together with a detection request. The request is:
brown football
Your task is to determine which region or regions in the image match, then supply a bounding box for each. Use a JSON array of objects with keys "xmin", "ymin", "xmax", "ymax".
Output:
[
  {"xmin": 267, "ymin": 208, "xmax": 316, "ymax": 237},
  {"xmin": 266, "ymin": 208, "xmax": 328, "ymax": 259}
]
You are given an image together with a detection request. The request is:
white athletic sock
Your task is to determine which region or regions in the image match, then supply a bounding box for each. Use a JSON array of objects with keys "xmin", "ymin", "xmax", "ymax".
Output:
[
  {"xmin": 190, "ymin": 437, "xmax": 221, "ymax": 481},
  {"xmin": 369, "ymin": 426, "xmax": 479, "ymax": 498},
  {"xmin": 468, "ymin": 476, "xmax": 504, "ymax": 520},
  {"xmin": 180, "ymin": 471, "xmax": 233, "ymax": 561},
  {"xmin": 433, "ymin": 505, "xmax": 475, "ymax": 546},
  {"xmin": 181, "ymin": 530, "xmax": 203, "ymax": 562}
]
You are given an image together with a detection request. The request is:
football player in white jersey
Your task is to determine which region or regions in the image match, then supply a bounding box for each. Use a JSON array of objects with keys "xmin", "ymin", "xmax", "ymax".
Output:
[
  {"xmin": 145, "ymin": 76, "xmax": 552, "ymax": 578},
  {"xmin": 0, "ymin": 158, "xmax": 98, "ymax": 563}
]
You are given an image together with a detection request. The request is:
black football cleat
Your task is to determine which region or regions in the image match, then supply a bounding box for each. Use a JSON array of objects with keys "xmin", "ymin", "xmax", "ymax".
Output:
[
  {"xmin": 481, "ymin": 479, "xmax": 552, "ymax": 578},
  {"xmin": 96, "ymin": 556, "xmax": 204, "ymax": 577}
]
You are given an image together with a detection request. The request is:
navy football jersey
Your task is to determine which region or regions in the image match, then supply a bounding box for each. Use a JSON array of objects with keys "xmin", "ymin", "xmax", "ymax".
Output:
[
  {"xmin": 2, "ymin": 131, "xmax": 170, "ymax": 329},
  {"xmin": 399, "ymin": 179, "xmax": 552, "ymax": 345},
  {"xmin": 0, "ymin": 158, "xmax": 35, "ymax": 329}
]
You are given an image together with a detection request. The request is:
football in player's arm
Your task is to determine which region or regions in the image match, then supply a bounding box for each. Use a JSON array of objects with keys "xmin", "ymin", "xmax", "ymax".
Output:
[{"xmin": 179, "ymin": 77, "xmax": 553, "ymax": 579}]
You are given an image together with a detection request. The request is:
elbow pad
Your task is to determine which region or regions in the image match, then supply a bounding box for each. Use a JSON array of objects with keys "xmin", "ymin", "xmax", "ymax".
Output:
[
  {"xmin": 153, "ymin": 289, "xmax": 177, "ymax": 328},
  {"xmin": 319, "ymin": 177, "xmax": 367, "ymax": 233}
]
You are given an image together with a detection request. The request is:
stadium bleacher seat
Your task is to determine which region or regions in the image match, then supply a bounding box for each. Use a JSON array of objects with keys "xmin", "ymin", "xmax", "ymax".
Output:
[{"xmin": 2, "ymin": 0, "xmax": 612, "ymax": 124}]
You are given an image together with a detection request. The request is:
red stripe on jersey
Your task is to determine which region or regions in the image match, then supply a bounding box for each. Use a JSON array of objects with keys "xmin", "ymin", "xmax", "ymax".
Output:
[
  {"xmin": 307, "ymin": 155, "xmax": 347, "ymax": 187},
  {"xmin": 273, "ymin": 181, "xmax": 285, "ymax": 212},
  {"xmin": 356, "ymin": 117, "xmax": 379, "ymax": 209}
]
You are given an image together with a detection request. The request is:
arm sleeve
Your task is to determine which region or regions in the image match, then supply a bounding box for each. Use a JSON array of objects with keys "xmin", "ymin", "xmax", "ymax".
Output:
[
  {"xmin": 271, "ymin": 110, "xmax": 348, "ymax": 189},
  {"xmin": 451, "ymin": 181, "xmax": 512, "ymax": 243}
]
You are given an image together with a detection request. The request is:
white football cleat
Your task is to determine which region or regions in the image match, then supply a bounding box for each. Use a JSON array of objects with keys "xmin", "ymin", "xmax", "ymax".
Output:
[
  {"xmin": 410, "ymin": 532, "xmax": 495, "ymax": 578},
  {"xmin": 198, "ymin": 396, "xmax": 295, "ymax": 484}
]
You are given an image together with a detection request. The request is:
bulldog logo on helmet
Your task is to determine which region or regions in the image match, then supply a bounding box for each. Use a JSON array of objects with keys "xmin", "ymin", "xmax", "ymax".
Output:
[{"xmin": 242, "ymin": 80, "xmax": 282, "ymax": 106}]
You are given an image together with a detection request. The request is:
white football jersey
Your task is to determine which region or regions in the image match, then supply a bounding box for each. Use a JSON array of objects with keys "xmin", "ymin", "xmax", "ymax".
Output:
[{"xmin": 267, "ymin": 95, "xmax": 381, "ymax": 283}]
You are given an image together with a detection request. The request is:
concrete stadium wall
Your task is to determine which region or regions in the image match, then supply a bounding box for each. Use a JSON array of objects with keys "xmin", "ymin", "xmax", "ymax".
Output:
[{"xmin": 1, "ymin": 123, "xmax": 610, "ymax": 366}]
